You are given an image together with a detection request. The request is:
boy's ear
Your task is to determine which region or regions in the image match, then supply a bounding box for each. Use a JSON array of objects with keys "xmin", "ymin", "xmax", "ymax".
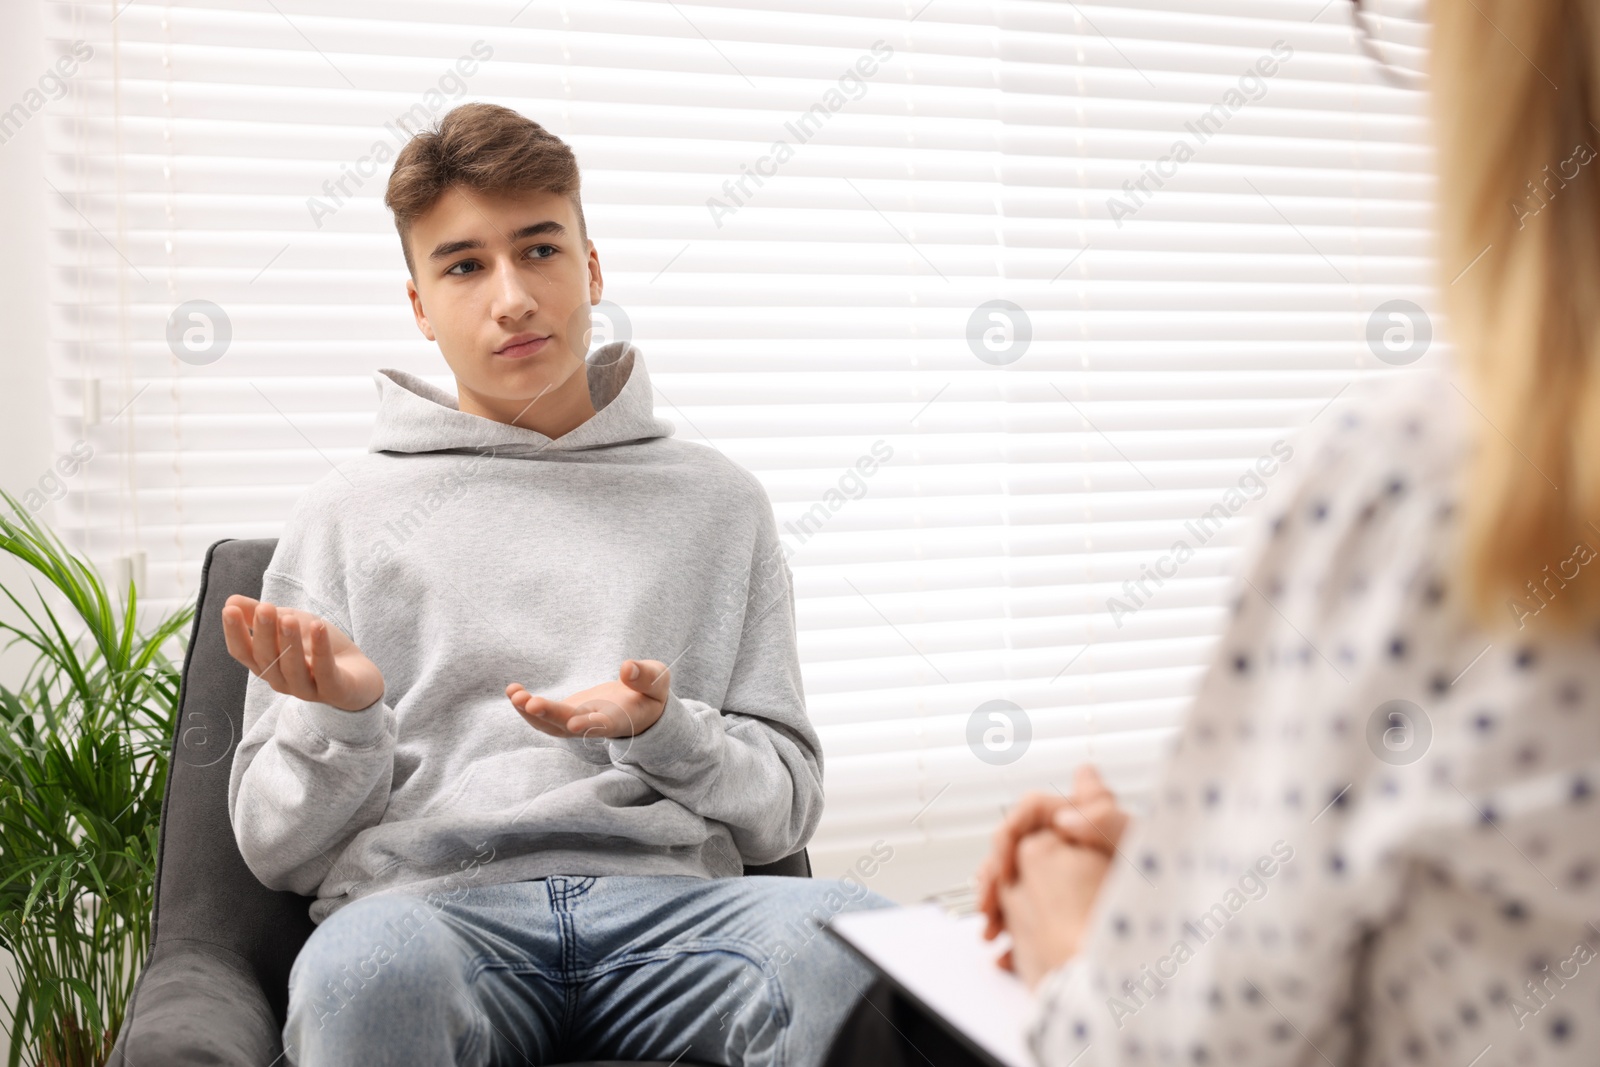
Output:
[
  {"xmin": 406, "ymin": 277, "xmax": 437, "ymax": 342},
  {"xmin": 587, "ymin": 239, "xmax": 604, "ymax": 305}
]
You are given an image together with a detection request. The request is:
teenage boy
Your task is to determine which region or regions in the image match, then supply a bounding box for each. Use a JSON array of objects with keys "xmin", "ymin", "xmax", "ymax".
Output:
[{"xmin": 223, "ymin": 101, "xmax": 892, "ymax": 1067}]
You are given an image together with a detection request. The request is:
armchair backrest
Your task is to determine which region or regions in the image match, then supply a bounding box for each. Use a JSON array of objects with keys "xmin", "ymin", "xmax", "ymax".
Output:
[{"xmin": 153, "ymin": 538, "xmax": 315, "ymax": 1026}]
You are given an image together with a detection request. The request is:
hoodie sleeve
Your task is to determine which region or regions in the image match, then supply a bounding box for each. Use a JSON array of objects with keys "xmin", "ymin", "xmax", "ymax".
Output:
[
  {"xmin": 605, "ymin": 482, "xmax": 824, "ymax": 867},
  {"xmin": 226, "ymin": 484, "xmax": 399, "ymax": 896}
]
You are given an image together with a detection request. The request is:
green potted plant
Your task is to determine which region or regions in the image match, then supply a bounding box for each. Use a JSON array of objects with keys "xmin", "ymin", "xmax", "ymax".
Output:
[{"xmin": 0, "ymin": 488, "xmax": 193, "ymax": 1067}]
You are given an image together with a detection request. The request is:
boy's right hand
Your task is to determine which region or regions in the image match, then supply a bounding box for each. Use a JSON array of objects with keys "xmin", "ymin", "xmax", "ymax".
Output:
[{"xmin": 222, "ymin": 594, "xmax": 385, "ymax": 713}]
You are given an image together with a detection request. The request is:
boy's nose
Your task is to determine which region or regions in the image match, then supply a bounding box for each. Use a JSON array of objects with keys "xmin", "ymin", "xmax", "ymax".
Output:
[{"xmin": 491, "ymin": 260, "xmax": 539, "ymax": 319}]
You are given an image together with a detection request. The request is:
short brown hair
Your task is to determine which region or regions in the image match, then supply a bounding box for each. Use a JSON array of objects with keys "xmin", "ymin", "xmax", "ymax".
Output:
[{"xmin": 384, "ymin": 102, "xmax": 587, "ymax": 277}]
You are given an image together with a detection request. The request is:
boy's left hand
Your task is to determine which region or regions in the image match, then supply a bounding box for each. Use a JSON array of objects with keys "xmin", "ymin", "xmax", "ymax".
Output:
[{"xmin": 506, "ymin": 660, "xmax": 671, "ymax": 740}]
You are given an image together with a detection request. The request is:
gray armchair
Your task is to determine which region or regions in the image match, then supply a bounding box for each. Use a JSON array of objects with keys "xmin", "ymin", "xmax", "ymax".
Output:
[{"xmin": 109, "ymin": 537, "xmax": 812, "ymax": 1066}]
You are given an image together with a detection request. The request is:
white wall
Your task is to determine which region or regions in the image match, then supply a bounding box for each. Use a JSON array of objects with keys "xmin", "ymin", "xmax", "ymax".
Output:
[
  {"xmin": 1, "ymin": 1, "xmax": 60, "ymax": 1058},
  {"xmin": 0, "ymin": 3, "xmax": 53, "ymax": 666}
]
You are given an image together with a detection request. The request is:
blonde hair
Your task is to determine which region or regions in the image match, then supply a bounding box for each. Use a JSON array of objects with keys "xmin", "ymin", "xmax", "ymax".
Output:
[{"xmin": 1429, "ymin": 0, "xmax": 1600, "ymax": 631}]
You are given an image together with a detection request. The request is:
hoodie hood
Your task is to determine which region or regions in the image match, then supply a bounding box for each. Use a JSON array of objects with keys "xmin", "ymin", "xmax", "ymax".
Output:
[{"xmin": 367, "ymin": 341, "xmax": 677, "ymax": 457}]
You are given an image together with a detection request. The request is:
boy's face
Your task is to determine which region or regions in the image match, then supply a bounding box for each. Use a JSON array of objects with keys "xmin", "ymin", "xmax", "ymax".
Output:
[{"xmin": 404, "ymin": 187, "xmax": 603, "ymax": 429}]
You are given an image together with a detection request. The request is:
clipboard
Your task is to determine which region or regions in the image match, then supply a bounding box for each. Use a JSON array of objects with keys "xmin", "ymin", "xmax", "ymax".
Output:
[{"xmin": 825, "ymin": 904, "xmax": 1037, "ymax": 1067}]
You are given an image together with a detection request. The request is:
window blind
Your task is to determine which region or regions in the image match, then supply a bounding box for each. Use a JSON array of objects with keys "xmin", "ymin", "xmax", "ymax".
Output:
[{"xmin": 42, "ymin": 0, "xmax": 1438, "ymax": 902}]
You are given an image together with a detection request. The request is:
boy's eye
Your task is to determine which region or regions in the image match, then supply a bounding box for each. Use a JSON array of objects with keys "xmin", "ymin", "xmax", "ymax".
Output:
[{"xmin": 444, "ymin": 246, "xmax": 554, "ymax": 276}]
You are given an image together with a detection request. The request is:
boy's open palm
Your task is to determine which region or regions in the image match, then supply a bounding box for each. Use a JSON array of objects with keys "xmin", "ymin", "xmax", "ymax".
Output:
[
  {"xmin": 507, "ymin": 660, "xmax": 671, "ymax": 741},
  {"xmin": 221, "ymin": 594, "xmax": 385, "ymax": 713}
]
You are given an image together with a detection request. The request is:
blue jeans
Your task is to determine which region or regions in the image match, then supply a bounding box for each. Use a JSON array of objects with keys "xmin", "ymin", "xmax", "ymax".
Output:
[{"xmin": 283, "ymin": 874, "xmax": 895, "ymax": 1067}]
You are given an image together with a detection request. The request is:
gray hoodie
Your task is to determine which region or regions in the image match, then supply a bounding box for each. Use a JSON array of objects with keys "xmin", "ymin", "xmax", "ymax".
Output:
[{"xmin": 227, "ymin": 343, "xmax": 822, "ymax": 924}]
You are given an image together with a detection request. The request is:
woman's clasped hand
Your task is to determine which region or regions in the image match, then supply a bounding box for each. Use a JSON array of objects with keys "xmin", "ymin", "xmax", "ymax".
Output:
[{"xmin": 974, "ymin": 763, "xmax": 1131, "ymax": 988}]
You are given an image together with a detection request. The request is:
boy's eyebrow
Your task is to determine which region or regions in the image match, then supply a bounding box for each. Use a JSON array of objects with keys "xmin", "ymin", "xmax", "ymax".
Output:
[{"xmin": 428, "ymin": 220, "xmax": 568, "ymax": 261}]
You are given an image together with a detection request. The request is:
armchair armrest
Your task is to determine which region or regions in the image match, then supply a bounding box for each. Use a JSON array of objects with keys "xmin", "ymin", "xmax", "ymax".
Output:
[
  {"xmin": 744, "ymin": 848, "xmax": 812, "ymax": 878},
  {"xmin": 109, "ymin": 940, "xmax": 281, "ymax": 1066}
]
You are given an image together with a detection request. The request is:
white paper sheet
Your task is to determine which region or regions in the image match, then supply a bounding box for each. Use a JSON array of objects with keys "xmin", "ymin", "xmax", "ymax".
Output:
[{"xmin": 827, "ymin": 904, "xmax": 1037, "ymax": 1067}]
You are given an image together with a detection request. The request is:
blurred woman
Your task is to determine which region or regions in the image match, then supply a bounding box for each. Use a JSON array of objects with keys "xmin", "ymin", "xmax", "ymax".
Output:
[{"xmin": 826, "ymin": 0, "xmax": 1600, "ymax": 1063}]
